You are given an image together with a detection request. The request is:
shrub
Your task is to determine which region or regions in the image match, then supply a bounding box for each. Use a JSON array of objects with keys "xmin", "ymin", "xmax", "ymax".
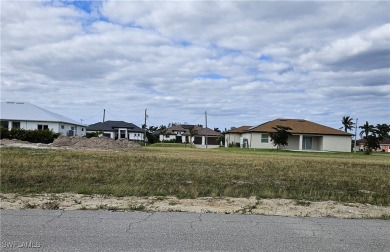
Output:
[
  {"xmin": 0, "ymin": 127, "xmax": 10, "ymax": 139},
  {"xmin": 86, "ymin": 132, "xmax": 101, "ymax": 138},
  {"xmin": 161, "ymin": 139, "xmax": 176, "ymax": 143},
  {"xmin": 0, "ymin": 127, "xmax": 60, "ymax": 143}
]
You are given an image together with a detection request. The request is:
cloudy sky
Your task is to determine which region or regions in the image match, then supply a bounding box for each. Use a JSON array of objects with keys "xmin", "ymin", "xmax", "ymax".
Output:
[{"xmin": 1, "ymin": 0, "xmax": 389, "ymax": 131}]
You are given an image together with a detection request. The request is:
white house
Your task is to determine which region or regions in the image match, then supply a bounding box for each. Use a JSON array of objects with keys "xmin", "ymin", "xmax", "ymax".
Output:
[
  {"xmin": 226, "ymin": 119, "xmax": 353, "ymax": 152},
  {"xmin": 87, "ymin": 121, "xmax": 144, "ymax": 141},
  {"xmin": 0, "ymin": 102, "xmax": 86, "ymax": 136}
]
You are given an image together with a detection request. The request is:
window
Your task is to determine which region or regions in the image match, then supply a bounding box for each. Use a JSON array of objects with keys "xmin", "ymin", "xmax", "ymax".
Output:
[
  {"xmin": 61, "ymin": 125, "xmax": 65, "ymax": 129},
  {"xmin": 37, "ymin": 124, "xmax": 49, "ymax": 130},
  {"xmin": 261, "ymin": 134, "xmax": 269, "ymax": 143},
  {"xmin": 1, "ymin": 121, "xmax": 9, "ymax": 129},
  {"xmin": 302, "ymin": 136, "xmax": 312, "ymax": 150},
  {"xmin": 81, "ymin": 128, "xmax": 84, "ymax": 131},
  {"xmin": 12, "ymin": 122, "xmax": 21, "ymax": 129}
]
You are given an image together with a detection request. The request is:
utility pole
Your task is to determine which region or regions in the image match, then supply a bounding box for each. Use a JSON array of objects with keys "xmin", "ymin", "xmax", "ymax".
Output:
[
  {"xmin": 144, "ymin": 108, "xmax": 147, "ymax": 146},
  {"xmin": 101, "ymin": 109, "xmax": 105, "ymax": 137},
  {"xmin": 354, "ymin": 118, "xmax": 358, "ymax": 152},
  {"xmin": 205, "ymin": 111, "xmax": 208, "ymax": 149}
]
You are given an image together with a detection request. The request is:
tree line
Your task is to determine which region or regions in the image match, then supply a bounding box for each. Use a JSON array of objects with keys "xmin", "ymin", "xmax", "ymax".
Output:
[
  {"xmin": 341, "ymin": 116, "xmax": 389, "ymax": 154},
  {"xmin": 142, "ymin": 123, "xmax": 222, "ymax": 144}
]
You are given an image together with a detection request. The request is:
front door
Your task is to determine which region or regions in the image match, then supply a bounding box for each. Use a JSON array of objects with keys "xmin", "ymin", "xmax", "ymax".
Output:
[{"xmin": 119, "ymin": 130, "xmax": 127, "ymax": 139}]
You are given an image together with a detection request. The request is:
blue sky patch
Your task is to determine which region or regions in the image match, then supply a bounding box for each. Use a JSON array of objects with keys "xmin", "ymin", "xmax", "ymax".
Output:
[
  {"xmin": 60, "ymin": 0, "xmax": 101, "ymax": 13},
  {"xmin": 177, "ymin": 40, "xmax": 192, "ymax": 47},
  {"xmin": 196, "ymin": 73, "xmax": 226, "ymax": 80},
  {"xmin": 259, "ymin": 55, "xmax": 273, "ymax": 61}
]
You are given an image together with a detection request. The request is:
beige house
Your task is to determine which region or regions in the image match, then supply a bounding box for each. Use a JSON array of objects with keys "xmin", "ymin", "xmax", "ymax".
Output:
[
  {"xmin": 225, "ymin": 126, "xmax": 253, "ymax": 147},
  {"xmin": 226, "ymin": 119, "xmax": 353, "ymax": 152}
]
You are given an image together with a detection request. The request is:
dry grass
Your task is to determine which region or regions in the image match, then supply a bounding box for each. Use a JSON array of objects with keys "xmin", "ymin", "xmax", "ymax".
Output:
[{"xmin": 1, "ymin": 147, "xmax": 389, "ymax": 205}]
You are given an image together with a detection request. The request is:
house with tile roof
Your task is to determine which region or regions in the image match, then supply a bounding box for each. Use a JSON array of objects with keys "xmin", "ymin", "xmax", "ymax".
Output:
[
  {"xmin": 378, "ymin": 138, "xmax": 390, "ymax": 152},
  {"xmin": 357, "ymin": 137, "xmax": 390, "ymax": 152},
  {"xmin": 224, "ymin": 126, "xmax": 253, "ymax": 147},
  {"xmin": 160, "ymin": 124, "xmax": 222, "ymax": 147},
  {"xmin": 87, "ymin": 121, "xmax": 144, "ymax": 141},
  {"xmin": 0, "ymin": 102, "xmax": 86, "ymax": 136},
  {"xmin": 227, "ymin": 119, "xmax": 353, "ymax": 152}
]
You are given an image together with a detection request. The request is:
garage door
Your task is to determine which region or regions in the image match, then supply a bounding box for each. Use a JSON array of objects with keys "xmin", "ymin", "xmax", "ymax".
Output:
[
  {"xmin": 207, "ymin": 137, "xmax": 218, "ymax": 145},
  {"xmin": 194, "ymin": 136, "xmax": 202, "ymax": 144}
]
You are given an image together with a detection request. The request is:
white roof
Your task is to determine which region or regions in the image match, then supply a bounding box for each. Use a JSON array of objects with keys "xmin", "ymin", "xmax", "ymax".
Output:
[{"xmin": 0, "ymin": 102, "xmax": 83, "ymax": 126}]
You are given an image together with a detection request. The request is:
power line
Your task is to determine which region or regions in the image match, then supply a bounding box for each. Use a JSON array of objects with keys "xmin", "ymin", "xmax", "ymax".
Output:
[{"xmin": 82, "ymin": 111, "xmax": 102, "ymax": 122}]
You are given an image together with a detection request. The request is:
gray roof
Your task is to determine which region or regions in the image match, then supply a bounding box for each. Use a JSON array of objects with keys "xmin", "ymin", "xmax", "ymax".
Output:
[
  {"xmin": 0, "ymin": 102, "xmax": 83, "ymax": 126},
  {"xmin": 87, "ymin": 121, "xmax": 143, "ymax": 132}
]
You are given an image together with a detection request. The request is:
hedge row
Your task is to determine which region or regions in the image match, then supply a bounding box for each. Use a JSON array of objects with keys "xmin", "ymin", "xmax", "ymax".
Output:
[{"xmin": 0, "ymin": 127, "xmax": 61, "ymax": 144}]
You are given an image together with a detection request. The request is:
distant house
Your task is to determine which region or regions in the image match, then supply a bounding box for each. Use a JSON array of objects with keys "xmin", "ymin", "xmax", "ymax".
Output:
[
  {"xmin": 87, "ymin": 121, "xmax": 144, "ymax": 141},
  {"xmin": 226, "ymin": 119, "xmax": 353, "ymax": 152},
  {"xmin": 160, "ymin": 124, "xmax": 222, "ymax": 147},
  {"xmin": 0, "ymin": 101, "xmax": 86, "ymax": 136},
  {"xmin": 357, "ymin": 137, "xmax": 390, "ymax": 152},
  {"xmin": 225, "ymin": 126, "xmax": 253, "ymax": 147},
  {"xmin": 379, "ymin": 138, "xmax": 390, "ymax": 152}
]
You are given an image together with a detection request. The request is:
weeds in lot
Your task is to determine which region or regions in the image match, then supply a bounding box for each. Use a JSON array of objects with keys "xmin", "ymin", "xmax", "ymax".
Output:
[
  {"xmin": 23, "ymin": 202, "xmax": 37, "ymax": 209},
  {"xmin": 41, "ymin": 201, "xmax": 59, "ymax": 210},
  {"xmin": 296, "ymin": 200, "xmax": 311, "ymax": 206},
  {"xmin": 1, "ymin": 147, "xmax": 389, "ymax": 205},
  {"xmin": 128, "ymin": 204, "xmax": 146, "ymax": 211}
]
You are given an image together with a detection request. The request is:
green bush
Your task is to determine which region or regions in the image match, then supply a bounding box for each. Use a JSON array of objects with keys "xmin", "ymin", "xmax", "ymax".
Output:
[
  {"xmin": 0, "ymin": 127, "xmax": 60, "ymax": 143},
  {"xmin": 0, "ymin": 127, "xmax": 10, "ymax": 139},
  {"xmin": 86, "ymin": 132, "xmax": 101, "ymax": 138},
  {"xmin": 161, "ymin": 139, "xmax": 176, "ymax": 143}
]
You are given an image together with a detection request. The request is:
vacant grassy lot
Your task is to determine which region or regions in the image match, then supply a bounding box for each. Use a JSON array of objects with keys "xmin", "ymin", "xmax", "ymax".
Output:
[{"xmin": 1, "ymin": 147, "xmax": 389, "ymax": 205}]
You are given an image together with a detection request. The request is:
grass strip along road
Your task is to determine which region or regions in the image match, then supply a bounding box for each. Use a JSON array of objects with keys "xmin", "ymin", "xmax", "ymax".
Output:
[{"xmin": 1, "ymin": 147, "xmax": 389, "ymax": 205}]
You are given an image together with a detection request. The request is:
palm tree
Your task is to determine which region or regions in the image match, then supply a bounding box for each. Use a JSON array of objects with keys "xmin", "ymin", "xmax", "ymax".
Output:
[
  {"xmin": 159, "ymin": 125, "xmax": 167, "ymax": 145},
  {"xmin": 376, "ymin": 123, "xmax": 390, "ymax": 140},
  {"xmin": 341, "ymin": 116, "xmax": 354, "ymax": 132},
  {"xmin": 359, "ymin": 121, "xmax": 374, "ymax": 139},
  {"xmin": 189, "ymin": 127, "xmax": 198, "ymax": 146},
  {"xmin": 359, "ymin": 121, "xmax": 377, "ymax": 154}
]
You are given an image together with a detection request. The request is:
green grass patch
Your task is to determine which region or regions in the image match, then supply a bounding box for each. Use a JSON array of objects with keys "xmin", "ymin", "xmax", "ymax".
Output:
[
  {"xmin": 1, "ymin": 147, "xmax": 389, "ymax": 205},
  {"xmin": 148, "ymin": 143, "xmax": 195, "ymax": 148}
]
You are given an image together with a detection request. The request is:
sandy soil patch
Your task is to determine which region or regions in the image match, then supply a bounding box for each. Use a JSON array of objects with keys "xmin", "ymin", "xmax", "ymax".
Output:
[
  {"xmin": 0, "ymin": 137, "xmax": 141, "ymax": 150},
  {"xmin": 1, "ymin": 193, "xmax": 389, "ymax": 219}
]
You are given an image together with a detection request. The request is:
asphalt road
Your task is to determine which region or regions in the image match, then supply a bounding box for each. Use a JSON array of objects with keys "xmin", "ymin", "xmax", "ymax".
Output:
[{"xmin": 1, "ymin": 210, "xmax": 389, "ymax": 251}]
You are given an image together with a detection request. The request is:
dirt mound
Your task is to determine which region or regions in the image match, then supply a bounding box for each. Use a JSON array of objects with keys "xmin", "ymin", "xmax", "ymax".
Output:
[
  {"xmin": 0, "ymin": 139, "xmax": 31, "ymax": 145},
  {"xmin": 52, "ymin": 136, "xmax": 141, "ymax": 150}
]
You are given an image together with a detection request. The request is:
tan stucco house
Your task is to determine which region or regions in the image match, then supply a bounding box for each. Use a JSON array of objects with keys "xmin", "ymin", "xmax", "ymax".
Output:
[
  {"xmin": 225, "ymin": 119, "xmax": 353, "ymax": 152},
  {"xmin": 160, "ymin": 124, "xmax": 222, "ymax": 147}
]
